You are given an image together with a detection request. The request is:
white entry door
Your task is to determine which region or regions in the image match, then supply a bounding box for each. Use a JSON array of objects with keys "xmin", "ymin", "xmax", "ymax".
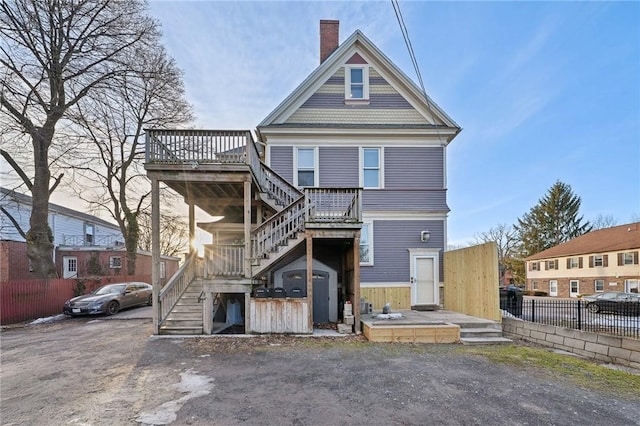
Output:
[
  {"xmin": 549, "ymin": 280, "xmax": 558, "ymax": 297},
  {"xmin": 411, "ymin": 255, "xmax": 438, "ymax": 305},
  {"xmin": 63, "ymin": 256, "xmax": 78, "ymax": 279},
  {"xmin": 569, "ymin": 280, "xmax": 579, "ymax": 298}
]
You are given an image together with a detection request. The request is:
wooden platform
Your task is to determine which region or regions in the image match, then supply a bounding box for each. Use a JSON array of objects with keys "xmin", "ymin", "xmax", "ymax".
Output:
[{"xmin": 361, "ymin": 310, "xmax": 501, "ymax": 344}]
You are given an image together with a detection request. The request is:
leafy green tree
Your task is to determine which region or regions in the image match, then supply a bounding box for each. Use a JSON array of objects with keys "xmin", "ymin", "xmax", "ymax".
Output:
[{"xmin": 515, "ymin": 181, "xmax": 592, "ymax": 257}]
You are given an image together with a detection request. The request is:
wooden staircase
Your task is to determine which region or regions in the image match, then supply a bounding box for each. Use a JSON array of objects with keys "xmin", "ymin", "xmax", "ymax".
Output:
[{"xmin": 159, "ymin": 280, "xmax": 204, "ymax": 335}]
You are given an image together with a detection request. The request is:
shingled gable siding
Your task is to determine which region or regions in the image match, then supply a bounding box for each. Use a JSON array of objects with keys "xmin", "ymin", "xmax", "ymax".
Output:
[
  {"xmin": 360, "ymin": 220, "xmax": 444, "ymax": 283},
  {"xmin": 269, "ymin": 146, "xmax": 293, "ymax": 183},
  {"xmin": 319, "ymin": 147, "xmax": 359, "ymax": 187}
]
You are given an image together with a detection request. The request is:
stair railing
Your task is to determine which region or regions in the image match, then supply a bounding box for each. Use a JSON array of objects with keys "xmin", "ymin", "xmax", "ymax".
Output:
[
  {"xmin": 251, "ymin": 195, "xmax": 310, "ymax": 259},
  {"xmin": 158, "ymin": 252, "xmax": 197, "ymax": 326}
]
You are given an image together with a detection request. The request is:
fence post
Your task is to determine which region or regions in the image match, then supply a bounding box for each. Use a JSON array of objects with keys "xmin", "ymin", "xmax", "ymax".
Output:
[
  {"xmin": 577, "ymin": 299, "xmax": 582, "ymax": 331},
  {"xmin": 531, "ymin": 298, "xmax": 535, "ymax": 323}
]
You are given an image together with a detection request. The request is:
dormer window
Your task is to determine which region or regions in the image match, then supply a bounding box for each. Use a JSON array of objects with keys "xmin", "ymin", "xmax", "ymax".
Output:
[{"xmin": 345, "ymin": 66, "xmax": 369, "ymax": 102}]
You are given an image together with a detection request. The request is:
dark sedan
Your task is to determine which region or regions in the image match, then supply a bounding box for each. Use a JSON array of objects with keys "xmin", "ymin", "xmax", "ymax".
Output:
[
  {"xmin": 63, "ymin": 282, "xmax": 153, "ymax": 316},
  {"xmin": 583, "ymin": 292, "xmax": 640, "ymax": 315}
]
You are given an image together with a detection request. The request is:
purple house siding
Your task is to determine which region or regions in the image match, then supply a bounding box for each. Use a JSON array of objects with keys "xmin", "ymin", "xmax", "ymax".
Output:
[
  {"xmin": 362, "ymin": 190, "xmax": 448, "ymax": 211},
  {"xmin": 269, "ymin": 146, "xmax": 293, "ymax": 182},
  {"xmin": 385, "ymin": 147, "xmax": 443, "ymax": 189},
  {"xmin": 319, "ymin": 147, "xmax": 359, "ymax": 187},
  {"xmin": 360, "ymin": 220, "xmax": 445, "ymax": 283}
]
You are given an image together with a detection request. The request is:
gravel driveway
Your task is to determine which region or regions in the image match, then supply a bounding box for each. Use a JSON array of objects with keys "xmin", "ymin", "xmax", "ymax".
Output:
[{"xmin": 2, "ymin": 311, "xmax": 639, "ymax": 425}]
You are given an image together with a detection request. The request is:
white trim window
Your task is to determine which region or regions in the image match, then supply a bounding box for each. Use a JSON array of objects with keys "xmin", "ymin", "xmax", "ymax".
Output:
[
  {"xmin": 360, "ymin": 222, "xmax": 373, "ymax": 265},
  {"xmin": 345, "ymin": 66, "xmax": 369, "ymax": 101},
  {"xmin": 160, "ymin": 261, "xmax": 166, "ymax": 279},
  {"xmin": 623, "ymin": 252, "xmax": 635, "ymax": 265},
  {"xmin": 85, "ymin": 223, "xmax": 95, "ymax": 245},
  {"xmin": 109, "ymin": 256, "xmax": 122, "ymax": 269},
  {"xmin": 294, "ymin": 147, "xmax": 317, "ymax": 187},
  {"xmin": 594, "ymin": 279, "xmax": 604, "ymax": 292},
  {"xmin": 360, "ymin": 147, "xmax": 383, "ymax": 189},
  {"xmin": 593, "ymin": 255, "xmax": 604, "ymax": 267}
]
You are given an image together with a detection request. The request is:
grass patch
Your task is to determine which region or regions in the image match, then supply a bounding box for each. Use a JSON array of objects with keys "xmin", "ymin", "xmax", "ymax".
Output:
[{"xmin": 460, "ymin": 344, "xmax": 640, "ymax": 398}]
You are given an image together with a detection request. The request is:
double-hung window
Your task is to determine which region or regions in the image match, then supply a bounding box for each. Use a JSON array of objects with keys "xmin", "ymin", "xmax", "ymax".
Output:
[
  {"xmin": 595, "ymin": 279, "xmax": 604, "ymax": 292},
  {"xmin": 109, "ymin": 256, "xmax": 122, "ymax": 269},
  {"xmin": 361, "ymin": 148, "xmax": 382, "ymax": 189},
  {"xmin": 345, "ymin": 66, "xmax": 369, "ymax": 101},
  {"xmin": 295, "ymin": 148, "xmax": 316, "ymax": 187},
  {"xmin": 85, "ymin": 223, "xmax": 95, "ymax": 245},
  {"xmin": 360, "ymin": 222, "xmax": 373, "ymax": 265}
]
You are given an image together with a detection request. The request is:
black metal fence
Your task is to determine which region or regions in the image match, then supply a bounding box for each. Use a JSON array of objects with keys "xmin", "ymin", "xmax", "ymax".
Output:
[{"xmin": 504, "ymin": 297, "xmax": 639, "ymax": 339}]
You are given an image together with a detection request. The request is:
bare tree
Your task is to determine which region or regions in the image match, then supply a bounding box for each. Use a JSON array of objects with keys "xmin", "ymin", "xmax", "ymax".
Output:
[
  {"xmin": 138, "ymin": 209, "xmax": 189, "ymax": 259},
  {"xmin": 472, "ymin": 223, "xmax": 521, "ymax": 283},
  {"xmin": 0, "ymin": 0, "xmax": 158, "ymax": 277},
  {"xmin": 68, "ymin": 47, "xmax": 192, "ymax": 274},
  {"xmin": 591, "ymin": 214, "xmax": 618, "ymax": 230}
]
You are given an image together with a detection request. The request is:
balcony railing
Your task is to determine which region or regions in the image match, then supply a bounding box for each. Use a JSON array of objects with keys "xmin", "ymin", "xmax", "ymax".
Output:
[
  {"xmin": 145, "ymin": 129, "xmax": 253, "ymax": 165},
  {"xmin": 62, "ymin": 235, "xmax": 124, "ymax": 247},
  {"xmin": 305, "ymin": 188, "xmax": 361, "ymax": 223},
  {"xmin": 203, "ymin": 244, "xmax": 245, "ymax": 277}
]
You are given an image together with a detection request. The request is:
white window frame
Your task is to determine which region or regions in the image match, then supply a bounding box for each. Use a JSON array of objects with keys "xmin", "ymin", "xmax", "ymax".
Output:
[
  {"xmin": 594, "ymin": 279, "xmax": 604, "ymax": 292},
  {"xmin": 569, "ymin": 280, "xmax": 579, "ymax": 298},
  {"xmin": 109, "ymin": 256, "xmax": 122, "ymax": 269},
  {"xmin": 160, "ymin": 261, "xmax": 166, "ymax": 279},
  {"xmin": 359, "ymin": 147, "xmax": 384, "ymax": 189},
  {"xmin": 623, "ymin": 252, "xmax": 634, "ymax": 265},
  {"xmin": 568, "ymin": 257, "xmax": 579, "ymax": 269},
  {"xmin": 344, "ymin": 66, "xmax": 370, "ymax": 101},
  {"xmin": 293, "ymin": 147, "xmax": 318, "ymax": 187},
  {"xmin": 593, "ymin": 255, "xmax": 603, "ymax": 267},
  {"xmin": 84, "ymin": 223, "xmax": 95, "ymax": 246},
  {"xmin": 359, "ymin": 222, "xmax": 374, "ymax": 266},
  {"xmin": 532, "ymin": 281, "xmax": 538, "ymax": 290}
]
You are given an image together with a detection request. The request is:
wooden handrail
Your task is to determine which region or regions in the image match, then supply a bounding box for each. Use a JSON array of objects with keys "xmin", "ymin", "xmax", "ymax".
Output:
[
  {"xmin": 158, "ymin": 252, "xmax": 197, "ymax": 325},
  {"xmin": 251, "ymin": 195, "xmax": 308, "ymax": 259}
]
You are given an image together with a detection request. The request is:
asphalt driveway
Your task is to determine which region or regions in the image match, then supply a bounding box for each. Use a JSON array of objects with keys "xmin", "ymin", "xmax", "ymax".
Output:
[{"xmin": 1, "ymin": 313, "xmax": 639, "ymax": 425}]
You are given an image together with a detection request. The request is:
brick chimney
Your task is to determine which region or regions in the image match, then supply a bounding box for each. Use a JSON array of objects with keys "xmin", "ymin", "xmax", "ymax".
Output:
[{"xmin": 320, "ymin": 20, "xmax": 339, "ymax": 63}]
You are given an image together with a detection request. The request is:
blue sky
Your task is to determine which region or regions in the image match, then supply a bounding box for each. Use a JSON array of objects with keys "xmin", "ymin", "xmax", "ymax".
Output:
[{"xmin": 145, "ymin": 0, "xmax": 639, "ymax": 246}]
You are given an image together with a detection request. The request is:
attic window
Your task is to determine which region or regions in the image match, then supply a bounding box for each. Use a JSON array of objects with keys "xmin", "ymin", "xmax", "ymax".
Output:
[{"xmin": 345, "ymin": 66, "xmax": 369, "ymax": 102}]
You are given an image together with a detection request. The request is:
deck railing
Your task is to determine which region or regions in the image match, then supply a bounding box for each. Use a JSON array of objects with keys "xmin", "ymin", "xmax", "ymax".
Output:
[
  {"xmin": 146, "ymin": 129, "xmax": 253, "ymax": 164},
  {"xmin": 158, "ymin": 252, "xmax": 197, "ymax": 326},
  {"xmin": 203, "ymin": 244, "xmax": 245, "ymax": 277},
  {"xmin": 305, "ymin": 188, "xmax": 361, "ymax": 222},
  {"xmin": 62, "ymin": 235, "xmax": 124, "ymax": 247},
  {"xmin": 251, "ymin": 196, "xmax": 308, "ymax": 260},
  {"xmin": 260, "ymin": 163, "xmax": 303, "ymax": 207}
]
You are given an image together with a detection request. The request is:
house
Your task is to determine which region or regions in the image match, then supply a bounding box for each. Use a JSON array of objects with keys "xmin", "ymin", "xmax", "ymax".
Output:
[
  {"xmin": 145, "ymin": 20, "xmax": 460, "ymax": 335},
  {"xmin": 525, "ymin": 222, "xmax": 640, "ymax": 298},
  {"xmin": 0, "ymin": 187, "xmax": 179, "ymax": 283}
]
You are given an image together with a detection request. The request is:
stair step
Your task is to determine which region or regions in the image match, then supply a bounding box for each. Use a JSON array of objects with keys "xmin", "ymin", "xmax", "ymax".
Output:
[
  {"xmin": 162, "ymin": 319, "xmax": 203, "ymax": 327},
  {"xmin": 460, "ymin": 337, "xmax": 513, "ymax": 346},
  {"xmin": 457, "ymin": 322, "xmax": 502, "ymax": 331},
  {"xmin": 159, "ymin": 326, "xmax": 203, "ymax": 335},
  {"xmin": 459, "ymin": 328, "xmax": 504, "ymax": 338}
]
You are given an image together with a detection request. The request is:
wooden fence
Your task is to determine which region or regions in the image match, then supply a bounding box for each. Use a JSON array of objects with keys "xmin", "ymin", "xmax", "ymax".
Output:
[
  {"xmin": 443, "ymin": 242, "xmax": 500, "ymax": 321},
  {"xmin": 1, "ymin": 275, "xmax": 151, "ymax": 325}
]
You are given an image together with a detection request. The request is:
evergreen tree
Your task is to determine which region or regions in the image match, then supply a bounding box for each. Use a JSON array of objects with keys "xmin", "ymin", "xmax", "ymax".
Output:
[{"xmin": 515, "ymin": 181, "xmax": 592, "ymax": 256}]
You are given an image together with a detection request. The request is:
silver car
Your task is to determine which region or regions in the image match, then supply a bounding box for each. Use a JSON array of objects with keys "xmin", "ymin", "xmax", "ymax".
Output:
[{"xmin": 63, "ymin": 282, "xmax": 153, "ymax": 316}]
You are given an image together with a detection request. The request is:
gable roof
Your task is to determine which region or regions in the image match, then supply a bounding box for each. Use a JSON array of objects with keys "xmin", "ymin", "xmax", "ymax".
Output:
[
  {"xmin": 257, "ymin": 29, "xmax": 460, "ymax": 140},
  {"xmin": 0, "ymin": 187, "xmax": 119, "ymax": 231},
  {"xmin": 525, "ymin": 222, "xmax": 640, "ymax": 261}
]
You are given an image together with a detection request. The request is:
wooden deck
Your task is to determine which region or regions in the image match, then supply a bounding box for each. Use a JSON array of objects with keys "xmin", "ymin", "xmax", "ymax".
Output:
[{"xmin": 361, "ymin": 309, "xmax": 501, "ymax": 343}]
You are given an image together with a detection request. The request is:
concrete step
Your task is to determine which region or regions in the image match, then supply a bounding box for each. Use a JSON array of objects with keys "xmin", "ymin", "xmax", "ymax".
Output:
[
  {"xmin": 460, "ymin": 336, "xmax": 513, "ymax": 346},
  {"xmin": 457, "ymin": 322, "xmax": 502, "ymax": 331},
  {"xmin": 459, "ymin": 328, "xmax": 504, "ymax": 338}
]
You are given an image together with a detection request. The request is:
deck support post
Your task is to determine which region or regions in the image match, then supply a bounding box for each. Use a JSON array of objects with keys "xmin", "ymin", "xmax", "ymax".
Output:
[
  {"xmin": 188, "ymin": 201, "xmax": 196, "ymax": 255},
  {"xmin": 306, "ymin": 232, "xmax": 313, "ymax": 331},
  {"xmin": 243, "ymin": 179, "xmax": 252, "ymax": 278},
  {"xmin": 353, "ymin": 232, "xmax": 361, "ymax": 332},
  {"xmin": 203, "ymin": 291, "xmax": 213, "ymax": 334},
  {"xmin": 151, "ymin": 177, "xmax": 161, "ymax": 334}
]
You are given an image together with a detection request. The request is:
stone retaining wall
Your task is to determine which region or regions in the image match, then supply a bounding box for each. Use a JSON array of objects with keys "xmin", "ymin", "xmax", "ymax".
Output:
[{"xmin": 502, "ymin": 317, "xmax": 640, "ymax": 370}]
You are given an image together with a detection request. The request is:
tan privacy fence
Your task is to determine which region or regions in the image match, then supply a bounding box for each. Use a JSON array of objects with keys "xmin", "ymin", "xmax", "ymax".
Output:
[{"xmin": 444, "ymin": 242, "xmax": 500, "ymax": 321}]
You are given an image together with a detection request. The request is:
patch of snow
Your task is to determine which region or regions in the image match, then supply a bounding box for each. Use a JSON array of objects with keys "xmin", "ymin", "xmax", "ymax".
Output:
[
  {"xmin": 501, "ymin": 309, "xmax": 517, "ymax": 318},
  {"xmin": 136, "ymin": 369, "xmax": 214, "ymax": 425},
  {"xmin": 29, "ymin": 314, "xmax": 66, "ymax": 325},
  {"xmin": 375, "ymin": 313, "xmax": 403, "ymax": 320}
]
